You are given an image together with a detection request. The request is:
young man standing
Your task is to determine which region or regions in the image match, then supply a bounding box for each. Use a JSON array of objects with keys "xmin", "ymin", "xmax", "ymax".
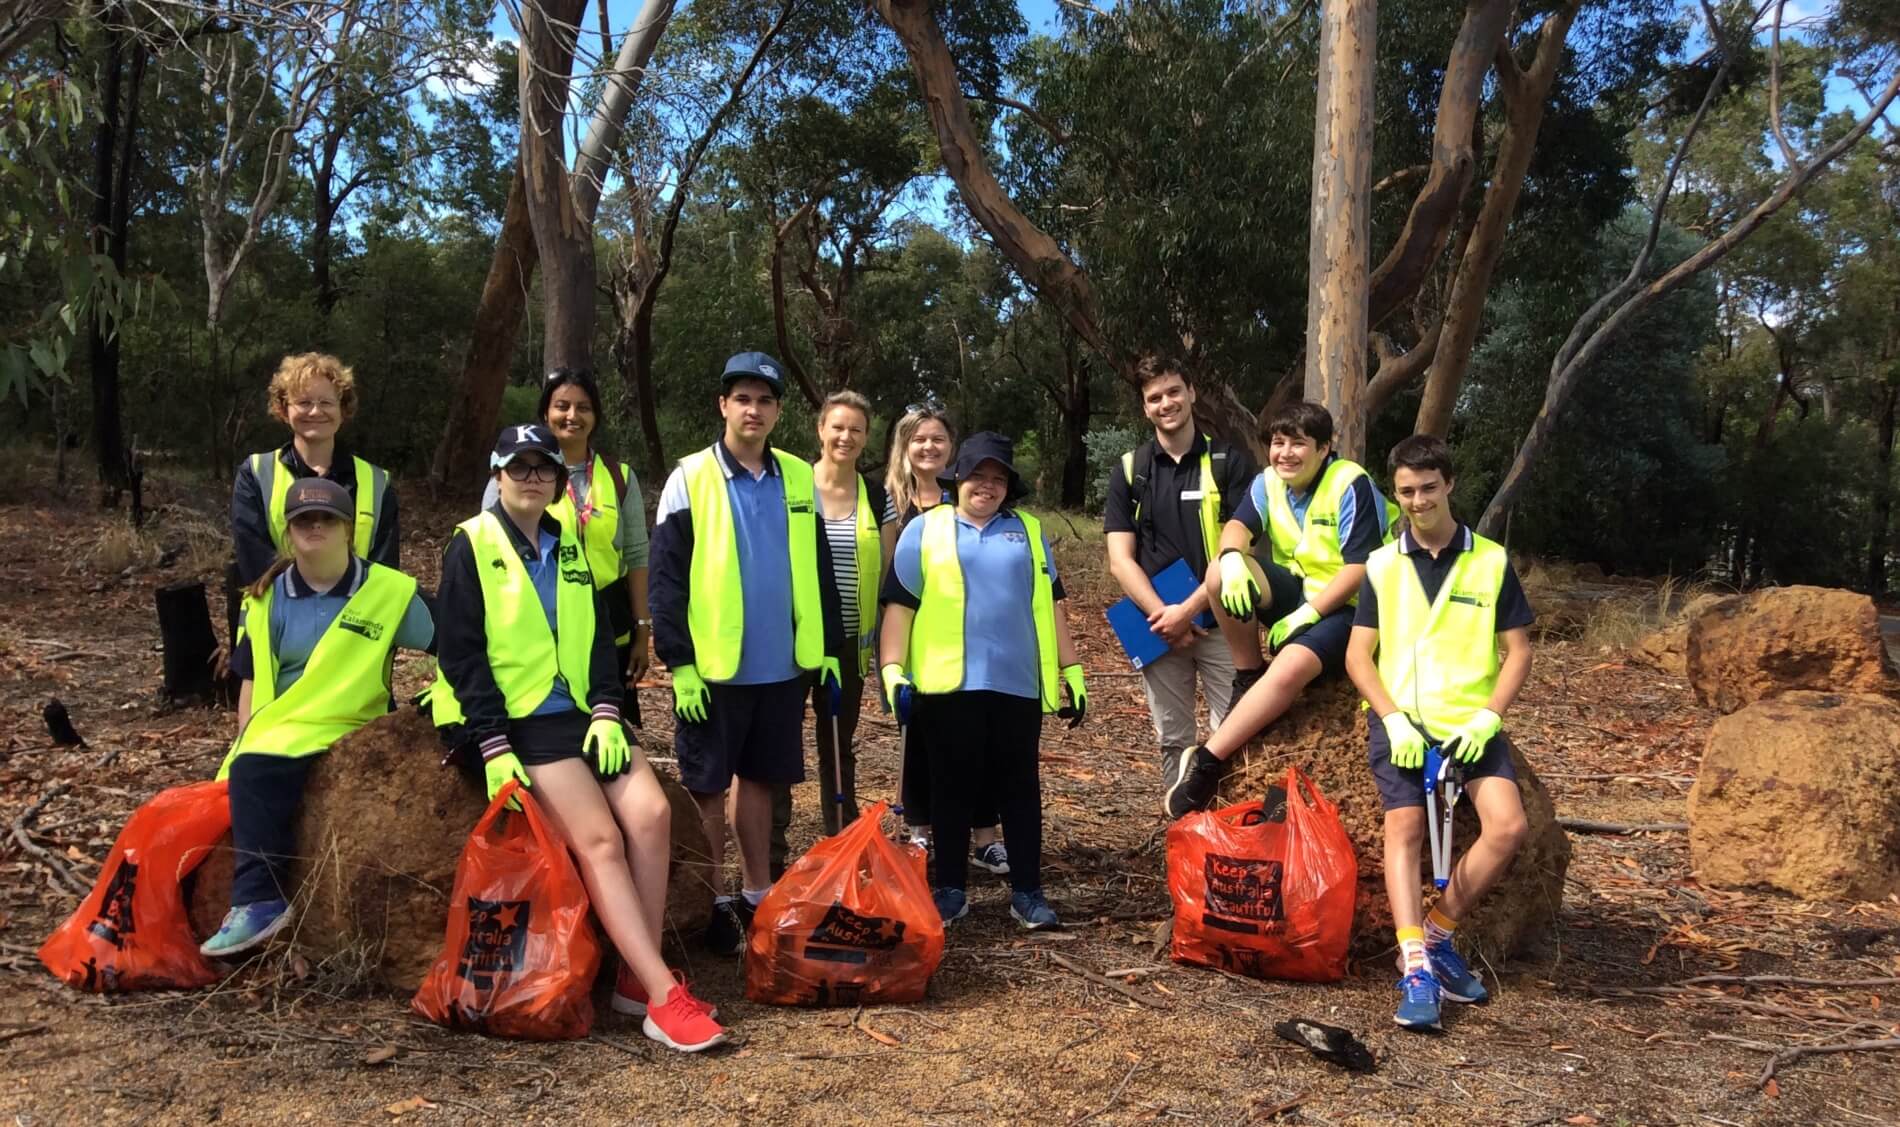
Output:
[
  {"xmin": 1345, "ymin": 434, "xmax": 1533, "ymax": 1032},
  {"xmin": 1163, "ymin": 401, "xmax": 1389, "ymax": 818},
  {"xmin": 650, "ymin": 352, "xmax": 840, "ymax": 955},
  {"xmin": 1104, "ymin": 357, "xmax": 1255, "ymax": 790}
]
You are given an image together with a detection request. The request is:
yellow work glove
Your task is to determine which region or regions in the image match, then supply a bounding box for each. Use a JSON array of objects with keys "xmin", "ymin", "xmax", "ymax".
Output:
[
  {"xmin": 1382, "ymin": 713, "xmax": 1428, "ymax": 771},
  {"xmin": 1268, "ymin": 603, "xmax": 1322, "ymax": 651},
  {"xmin": 1059, "ymin": 663, "xmax": 1088, "ymax": 728},
  {"xmin": 817, "ymin": 656, "xmax": 844, "ymax": 717},
  {"xmin": 484, "ymin": 750, "xmax": 532, "ymax": 810},
  {"xmin": 671, "ymin": 664, "xmax": 709, "ymax": 724},
  {"xmin": 1442, "ymin": 708, "xmax": 1502, "ymax": 764},
  {"xmin": 880, "ymin": 663, "xmax": 915, "ymax": 726},
  {"xmin": 584, "ymin": 716, "xmax": 630, "ymax": 778},
  {"xmin": 1218, "ymin": 549, "xmax": 1260, "ymax": 620}
]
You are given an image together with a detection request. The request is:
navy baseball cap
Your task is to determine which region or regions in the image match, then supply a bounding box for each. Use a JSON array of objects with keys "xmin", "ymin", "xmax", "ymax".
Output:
[
  {"xmin": 490, "ymin": 423, "xmax": 563, "ymax": 471},
  {"xmin": 283, "ymin": 478, "xmax": 353, "ymax": 521},
  {"xmin": 721, "ymin": 351, "xmax": 787, "ymax": 396}
]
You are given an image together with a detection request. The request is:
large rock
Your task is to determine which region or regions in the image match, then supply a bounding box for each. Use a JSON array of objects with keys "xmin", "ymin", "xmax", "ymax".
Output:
[
  {"xmin": 187, "ymin": 708, "xmax": 714, "ymax": 990},
  {"xmin": 1630, "ymin": 594, "xmax": 1737, "ymax": 678},
  {"xmin": 1688, "ymin": 692, "xmax": 1900, "ymax": 902},
  {"xmin": 1686, "ymin": 586, "xmax": 1892, "ymax": 713},
  {"xmin": 1217, "ymin": 680, "xmax": 1571, "ymax": 964}
]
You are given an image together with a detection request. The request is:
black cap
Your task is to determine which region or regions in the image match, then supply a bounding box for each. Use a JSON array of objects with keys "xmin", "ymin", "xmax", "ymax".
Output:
[
  {"xmin": 721, "ymin": 351, "xmax": 787, "ymax": 396},
  {"xmin": 490, "ymin": 423, "xmax": 563, "ymax": 471},
  {"xmin": 283, "ymin": 477, "xmax": 353, "ymax": 522},
  {"xmin": 942, "ymin": 431, "xmax": 1029, "ymax": 505}
]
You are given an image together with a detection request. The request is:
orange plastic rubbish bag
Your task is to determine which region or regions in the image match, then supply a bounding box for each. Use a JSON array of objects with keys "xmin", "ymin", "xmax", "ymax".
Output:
[
  {"xmin": 1167, "ymin": 767, "xmax": 1357, "ymax": 983},
  {"xmin": 39, "ymin": 780, "xmax": 230, "ymax": 993},
  {"xmin": 411, "ymin": 782, "xmax": 600, "ymax": 1040},
  {"xmin": 746, "ymin": 802, "xmax": 943, "ymax": 1006}
]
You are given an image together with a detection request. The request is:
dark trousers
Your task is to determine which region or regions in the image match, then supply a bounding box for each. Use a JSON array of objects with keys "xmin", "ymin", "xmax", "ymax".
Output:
[
  {"xmin": 902, "ymin": 705, "xmax": 1001, "ymax": 833},
  {"xmin": 228, "ymin": 752, "xmax": 318, "ymax": 906},
  {"xmin": 769, "ymin": 634, "xmax": 867, "ymax": 876},
  {"xmin": 917, "ymin": 690, "xmax": 1043, "ymax": 895}
]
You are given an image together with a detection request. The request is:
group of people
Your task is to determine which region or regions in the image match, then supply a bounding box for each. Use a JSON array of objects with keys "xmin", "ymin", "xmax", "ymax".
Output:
[{"xmin": 199, "ymin": 345, "xmax": 1536, "ymax": 1051}]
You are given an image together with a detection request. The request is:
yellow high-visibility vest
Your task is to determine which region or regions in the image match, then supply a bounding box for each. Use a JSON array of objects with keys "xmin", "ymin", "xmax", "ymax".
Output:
[
  {"xmin": 249, "ymin": 450, "xmax": 387, "ymax": 558},
  {"xmin": 908, "ymin": 505, "xmax": 1060, "ymax": 712},
  {"xmin": 1364, "ymin": 530, "xmax": 1509, "ymax": 739}
]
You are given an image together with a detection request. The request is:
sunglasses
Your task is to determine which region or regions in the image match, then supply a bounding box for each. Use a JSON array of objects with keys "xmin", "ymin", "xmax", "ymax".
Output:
[
  {"xmin": 904, "ymin": 394, "xmax": 946, "ymax": 416},
  {"xmin": 502, "ymin": 461, "xmax": 561, "ymax": 483}
]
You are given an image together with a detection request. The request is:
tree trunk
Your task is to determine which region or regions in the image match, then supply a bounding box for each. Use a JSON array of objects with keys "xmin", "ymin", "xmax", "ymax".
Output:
[
  {"xmin": 518, "ymin": 0, "xmax": 597, "ymax": 372},
  {"xmin": 1869, "ymin": 382, "xmax": 1896, "ymax": 596},
  {"xmin": 430, "ymin": 170, "xmax": 539, "ymax": 494},
  {"xmin": 1416, "ymin": 3, "xmax": 1580, "ymax": 438},
  {"xmin": 1060, "ymin": 364, "xmax": 1090, "ymax": 509},
  {"xmin": 873, "ymin": 0, "xmax": 1122, "ymax": 380},
  {"xmin": 1365, "ymin": 0, "xmax": 1509, "ymax": 329},
  {"xmin": 88, "ymin": 10, "xmax": 138, "ymax": 496},
  {"xmin": 1304, "ymin": 0, "xmax": 1375, "ymax": 463}
]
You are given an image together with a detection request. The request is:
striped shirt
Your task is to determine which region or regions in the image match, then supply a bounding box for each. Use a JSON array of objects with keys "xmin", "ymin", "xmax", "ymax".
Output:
[{"xmin": 824, "ymin": 511, "xmax": 862, "ymax": 634}]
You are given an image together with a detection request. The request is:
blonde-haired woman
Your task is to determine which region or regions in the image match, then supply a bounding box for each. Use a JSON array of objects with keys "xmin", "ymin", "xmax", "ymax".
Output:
[
  {"xmin": 880, "ymin": 403, "xmax": 1007, "ymax": 875},
  {"xmin": 232, "ymin": 352, "xmax": 399, "ymax": 587}
]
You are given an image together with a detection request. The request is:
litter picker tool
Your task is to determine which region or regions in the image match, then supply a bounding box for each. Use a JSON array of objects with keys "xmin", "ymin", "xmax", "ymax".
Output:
[
  {"xmin": 1422, "ymin": 742, "xmax": 1464, "ymax": 891},
  {"xmin": 822, "ymin": 677, "xmax": 847, "ymax": 832}
]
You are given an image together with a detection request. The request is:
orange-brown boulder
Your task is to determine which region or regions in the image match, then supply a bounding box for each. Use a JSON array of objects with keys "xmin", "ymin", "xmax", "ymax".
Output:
[
  {"xmin": 1686, "ymin": 586, "xmax": 1891, "ymax": 713},
  {"xmin": 1217, "ymin": 680, "xmax": 1570, "ymax": 965},
  {"xmin": 187, "ymin": 708, "xmax": 714, "ymax": 990},
  {"xmin": 1688, "ymin": 692, "xmax": 1900, "ymax": 902}
]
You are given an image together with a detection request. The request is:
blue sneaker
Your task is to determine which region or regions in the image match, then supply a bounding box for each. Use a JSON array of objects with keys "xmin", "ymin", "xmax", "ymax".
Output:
[
  {"xmin": 1394, "ymin": 968, "xmax": 1443, "ymax": 1031},
  {"xmin": 198, "ymin": 899, "xmax": 290, "ymax": 958},
  {"xmin": 1009, "ymin": 889, "xmax": 1061, "ymax": 931},
  {"xmin": 1428, "ymin": 939, "xmax": 1488, "ymax": 1003},
  {"xmin": 933, "ymin": 887, "xmax": 968, "ymax": 924}
]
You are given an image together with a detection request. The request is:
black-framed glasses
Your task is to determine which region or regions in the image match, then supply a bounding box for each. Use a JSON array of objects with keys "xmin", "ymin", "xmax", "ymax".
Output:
[{"xmin": 502, "ymin": 461, "xmax": 560, "ymax": 483}]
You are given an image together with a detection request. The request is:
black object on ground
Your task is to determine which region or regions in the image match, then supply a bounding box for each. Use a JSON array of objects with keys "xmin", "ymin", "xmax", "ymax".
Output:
[
  {"xmin": 43, "ymin": 698, "xmax": 86, "ymax": 747},
  {"xmin": 1273, "ymin": 1018, "xmax": 1376, "ymax": 1073}
]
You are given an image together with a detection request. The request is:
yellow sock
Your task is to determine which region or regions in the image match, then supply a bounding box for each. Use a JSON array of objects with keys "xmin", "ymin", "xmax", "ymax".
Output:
[
  {"xmin": 1397, "ymin": 925, "xmax": 1427, "ymax": 973},
  {"xmin": 1425, "ymin": 906, "xmax": 1457, "ymax": 945}
]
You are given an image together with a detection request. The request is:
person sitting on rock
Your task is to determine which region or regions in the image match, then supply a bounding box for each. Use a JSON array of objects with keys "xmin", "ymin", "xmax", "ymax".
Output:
[
  {"xmin": 1164, "ymin": 401, "xmax": 1391, "ymax": 818},
  {"xmin": 1342, "ymin": 434, "xmax": 1534, "ymax": 1033},
  {"xmin": 204, "ymin": 478, "xmax": 433, "ymax": 959},
  {"xmin": 431, "ymin": 424, "xmax": 728, "ymax": 1053}
]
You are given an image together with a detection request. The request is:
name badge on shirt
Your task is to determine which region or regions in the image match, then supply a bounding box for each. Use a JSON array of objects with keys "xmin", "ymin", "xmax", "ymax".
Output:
[{"xmin": 1180, "ymin": 490, "xmax": 1206, "ymax": 501}]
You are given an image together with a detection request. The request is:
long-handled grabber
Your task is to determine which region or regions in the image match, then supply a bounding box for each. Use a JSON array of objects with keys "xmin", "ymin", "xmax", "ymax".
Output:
[{"xmin": 1422, "ymin": 743, "xmax": 1465, "ymax": 891}]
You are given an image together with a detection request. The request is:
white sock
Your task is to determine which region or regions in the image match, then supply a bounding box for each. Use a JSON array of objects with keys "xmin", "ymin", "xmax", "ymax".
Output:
[{"xmin": 741, "ymin": 887, "xmax": 768, "ymax": 907}]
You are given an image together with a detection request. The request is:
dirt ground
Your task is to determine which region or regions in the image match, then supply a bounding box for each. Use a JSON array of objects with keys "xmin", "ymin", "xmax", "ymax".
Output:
[{"xmin": 2, "ymin": 471, "xmax": 1898, "ymax": 1126}]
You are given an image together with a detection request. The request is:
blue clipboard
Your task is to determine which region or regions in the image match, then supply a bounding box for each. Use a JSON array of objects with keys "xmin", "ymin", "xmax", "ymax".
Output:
[{"xmin": 1105, "ymin": 559, "xmax": 1206, "ymax": 670}]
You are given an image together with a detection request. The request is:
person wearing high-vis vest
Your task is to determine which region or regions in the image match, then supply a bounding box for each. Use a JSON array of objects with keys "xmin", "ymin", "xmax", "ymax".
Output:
[
  {"xmin": 231, "ymin": 352, "xmax": 399, "ymax": 587},
  {"xmin": 1104, "ymin": 357, "xmax": 1256, "ymax": 792},
  {"xmin": 1163, "ymin": 401, "xmax": 1391, "ymax": 819},
  {"xmin": 434, "ymin": 425, "xmax": 728, "ymax": 1053},
  {"xmin": 878, "ymin": 433, "xmax": 1087, "ymax": 932},
  {"xmin": 480, "ymin": 369, "xmax": 651, "ymax": 709},
  {"xmin": 805, "ymin": 390, "xmax": 896, "ymax": 835},
  {"xmin": 201, "ymin": 478, "xmax": 431, "ymax": 960},
  {"xmin": 649, "ymin": 352, "xmax": 838, "ymax": 958},
  {"xmin": 1344, "ymin": 435, "xmax": 1534, "ymax": 1034}
]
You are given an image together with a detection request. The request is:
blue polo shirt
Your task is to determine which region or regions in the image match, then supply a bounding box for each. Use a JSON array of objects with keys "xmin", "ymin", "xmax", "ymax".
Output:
[
  {"xmin": 231, "ymin": 558, "xmax": 433, "ymax": 696},
  {"xmin": 1233, "ymin": 454, "xmax": 1386, "ymax": 566},
  {"xmin": 885, "ymin": 509, "xmax": 1063, "ymax": 701}
]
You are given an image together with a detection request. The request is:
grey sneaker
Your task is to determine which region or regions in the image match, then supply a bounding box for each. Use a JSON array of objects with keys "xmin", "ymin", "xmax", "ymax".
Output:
[
  {"xmin": 972, "ymin": 841, "xmax": 1011, "ymax": 875},
  {"xmin": 199, "ymin": 899, "xmax": 291, "ymax": 958}
]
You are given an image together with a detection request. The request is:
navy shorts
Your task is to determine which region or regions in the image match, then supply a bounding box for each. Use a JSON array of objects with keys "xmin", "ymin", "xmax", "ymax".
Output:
[
  {"xmin": 1253, "ymin": 554, "xmax": 1352, "ymax": 677},
  {"xmin": 509, "ymin": 710, "xmax": 590, "ymax": 766},
  {"xmin": 674, "ymin": 676, "xmax": 806, "ymax": 795},
  {"xmin": 1366, "ymin": 711, "xmax": 1518, "ymax": 811}
]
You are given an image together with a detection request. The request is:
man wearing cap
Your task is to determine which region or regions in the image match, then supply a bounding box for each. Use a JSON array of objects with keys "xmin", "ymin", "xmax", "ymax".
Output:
[
  {"xmin": 878, "ymin": 433, "xmax": 1088, "ymax": 930},
  {"xmin": 649, "ymin": 352, "xmax": 839, "ymax": 955}
]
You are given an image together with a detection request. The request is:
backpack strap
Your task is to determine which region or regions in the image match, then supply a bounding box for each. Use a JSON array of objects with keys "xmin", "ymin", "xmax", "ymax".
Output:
[{"xmin": 603, "ymin": 456, "xmax": 629, "ymax": 503}]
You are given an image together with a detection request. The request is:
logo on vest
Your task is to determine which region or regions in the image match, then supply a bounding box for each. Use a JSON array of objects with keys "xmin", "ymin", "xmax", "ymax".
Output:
[
  {"xmin": 558, "ymin": 544, "xmax": 579, "ymax": 564},
  {"xmin": 86, "ymin": 858, "xmax": 139, "ymax": 948},
  {"xmin": 561, "ymin": 567, "xmax": 591, "ymax": 585},
  {"xmin": 456, "ymin": 897, "xmax": 530, "ymax": 991},
  {"xmin": 338, "ymin": 611, "xmax": 385, "ymax": 640},
  {"xmin": 1448, "ymin": 588, "xmax": 1492, "ymax": 608}
]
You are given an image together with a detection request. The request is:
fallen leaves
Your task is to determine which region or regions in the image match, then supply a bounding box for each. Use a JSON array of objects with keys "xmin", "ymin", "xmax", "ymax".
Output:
[
  {"xmin": 363, "ymin": 1045, "xmax": 399, "ymax": 1066},
  {"xmin": 383, "ymin": 1096, "xmax": 437, "ymax": 1117}
]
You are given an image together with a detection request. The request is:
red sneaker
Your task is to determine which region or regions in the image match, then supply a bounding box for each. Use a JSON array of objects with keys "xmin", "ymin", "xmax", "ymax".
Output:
[
  {"xmin": 643, "ymin": 984, "xmax": 730, "ymax": 1052},
  {"xmin": 613, "ymin": 964, "xmax": 717, "ymax": 1018}
]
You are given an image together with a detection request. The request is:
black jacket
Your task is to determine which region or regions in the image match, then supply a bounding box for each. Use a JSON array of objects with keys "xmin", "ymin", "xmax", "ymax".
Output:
[{"xmin": 231, "ymin": 441, "xmax": 401, "ymax": 586}]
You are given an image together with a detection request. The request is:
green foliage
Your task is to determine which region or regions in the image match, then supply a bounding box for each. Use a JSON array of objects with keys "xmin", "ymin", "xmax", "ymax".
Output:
[{"xmin": 1082, "ymin": 424, "xmax": 1144, "ymax": 513}]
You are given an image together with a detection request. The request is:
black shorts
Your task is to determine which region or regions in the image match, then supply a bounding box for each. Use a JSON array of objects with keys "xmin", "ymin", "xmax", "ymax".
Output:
[
  {"xmin": 674, "ymin": 676, "xmax": 806, "ymax": 795},
  {"xmin": 510, "ymin": 710, "xmax": 591, "ymax": 766},
  {"xmin": 1253, "ymin": 555, "xmax": 1352, "ymax": 677},
  {"xmin": 1366, "ymin": 711, "xmax": 1519, "ymax": 811}
]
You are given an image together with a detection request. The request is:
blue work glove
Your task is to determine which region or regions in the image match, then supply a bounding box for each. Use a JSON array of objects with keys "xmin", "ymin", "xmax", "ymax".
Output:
[
  {"xmin": 671, "ymin": 664, "xmax": 709, "ymax": 725},
  {"xmin": 880, "ymin": 663, "xmax": 915, "ymax": 727},
  {"xmin": 584, "ymin": 716, "xmax": 630, "ymax": 778},
  {"xmin": 1268, "ymin": 603, "xmax": 1322, "ymax": 651},
  {"xmin": 1059, "ymin": 663, "xmax": 1088, "ymax": 729},
  {"xmin": 484, "ymin": 750, "xmax": 532, "ymax": 810},
  {"xmin": 1442, "ymin": 708, "xmax": 1502, "ymax": 764},
  {"xmin": 1381, "ymin": 713, "xmax": 1428, "ymax": 771},
  {"xmin": 818, "ymin": 656, "xmax": 844, "ymax": 718},
  {"xmin": 1218, "ymin": 549, "xmax": 1260, "ymax": 620}
]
